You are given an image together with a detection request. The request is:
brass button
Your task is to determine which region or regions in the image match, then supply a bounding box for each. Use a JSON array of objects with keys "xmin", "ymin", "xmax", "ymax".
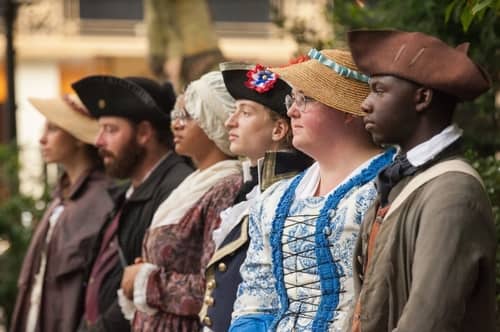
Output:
[
  {"xmin": 218, "ymin": 262, "xmax": 227, "ymax": 272},
  {"xmin": 207, "ymin": 279, "xmax": 216, "ymax": 290},
  {"xmin": 204, "ymin": 296, "xmax": 214, "ymax": 306},
  {"xmin": 202, "ymin": 316, "xmax": 212, "ymax": 326},
  {"xmin": 98, "ymin": 99, "xmax": 106, "ymax": 109}
]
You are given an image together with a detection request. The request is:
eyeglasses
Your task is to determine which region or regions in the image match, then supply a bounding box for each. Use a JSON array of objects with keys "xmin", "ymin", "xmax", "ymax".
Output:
[
  {"xmin": 285, "ymin": 92, "xmax": 316, "ymax": 114},
  {"xmin": 170, "ymin": 107, "xmax": 191, "ymax": 126}
]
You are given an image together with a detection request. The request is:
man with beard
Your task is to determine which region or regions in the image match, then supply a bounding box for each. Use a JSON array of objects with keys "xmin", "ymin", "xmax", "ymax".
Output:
[{"xmin": 72, "ymin": 75, "xmax": 193, "ymax": 332}]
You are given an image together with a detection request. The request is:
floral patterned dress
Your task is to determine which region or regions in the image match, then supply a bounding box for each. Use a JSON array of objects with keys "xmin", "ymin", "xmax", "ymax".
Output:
[{"xmin": 131, "ymin": 174, "xmax": 242, "ymax": 331}]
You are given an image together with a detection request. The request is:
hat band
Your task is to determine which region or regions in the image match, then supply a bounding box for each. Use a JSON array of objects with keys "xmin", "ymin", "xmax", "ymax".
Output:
[
  {"xmin": 62, "ymin": 94, "xmax": 92, "ymax": 117},
  {"xmin": 308, "ymin": 48, "xmax": 369, "ymax": 83}
]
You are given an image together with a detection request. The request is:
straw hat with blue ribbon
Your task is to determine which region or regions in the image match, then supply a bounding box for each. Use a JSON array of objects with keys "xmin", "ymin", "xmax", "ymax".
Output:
[{"xmin": 272, "ymin": 48, "xmax": 370, "ymax": 116}]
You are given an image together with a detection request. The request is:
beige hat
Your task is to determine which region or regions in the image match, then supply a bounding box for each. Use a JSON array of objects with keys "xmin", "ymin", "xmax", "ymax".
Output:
[
  {"xmin": 184, "ymin": 71, "xmax": 235, "ymax": 156},
  {"xmin": 272, "ymin": 49, "xmax": 370, "ymax": 116},
  {"xmin": 29, "ymin": 94, "xmax": 100, "ymax": 145}
]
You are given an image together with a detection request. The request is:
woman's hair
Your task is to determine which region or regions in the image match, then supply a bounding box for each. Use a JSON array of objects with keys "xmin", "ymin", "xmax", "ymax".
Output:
[
  {"xmin": 269, "ymin": 110, "xmax": 294, "ymax": 149},
  {"xmin": 267, "ymin": 108, "xmax": 313, "ymax": 165}
]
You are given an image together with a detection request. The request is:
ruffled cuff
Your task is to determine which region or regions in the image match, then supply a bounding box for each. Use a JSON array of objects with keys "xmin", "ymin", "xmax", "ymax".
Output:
[
  {"xmin": 133, "ymin": 263, "xmax": 160, "ymax": 315},
  {"xmin": 117, "ymin": 289, "xmax": 136, "ymax": 320}
]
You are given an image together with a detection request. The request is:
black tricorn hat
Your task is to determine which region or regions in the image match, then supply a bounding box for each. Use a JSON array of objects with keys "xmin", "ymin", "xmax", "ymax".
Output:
[
  {"xmin": 71, "ymin": 75, "xmax": 176, "ymax": 126},
  {"xmin": 219, "ymin": 62, "xmax": 291, "ymax": 116}
]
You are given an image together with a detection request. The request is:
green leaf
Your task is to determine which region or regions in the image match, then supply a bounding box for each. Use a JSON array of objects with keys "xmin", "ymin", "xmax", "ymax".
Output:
[
  {"xmin": 445, "ymin": 0, "xmax": 460, "ymax": 23},
  {"xmin": 460, "ymin": 5, "xmax": 475, "ymax": 30},
  {"xmin": 472, "ymin": 0, "xmax": 493, "ymax": 15}
]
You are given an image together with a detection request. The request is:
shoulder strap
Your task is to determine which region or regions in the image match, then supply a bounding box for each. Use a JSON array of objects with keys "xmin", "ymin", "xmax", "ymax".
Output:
[{"xmin": 384, "ymin": 159, "xmax": 483, "ymax": 220}]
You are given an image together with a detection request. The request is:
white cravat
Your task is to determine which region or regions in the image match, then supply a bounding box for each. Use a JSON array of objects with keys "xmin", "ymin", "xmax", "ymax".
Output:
[{"xmin": 406, "ymin": 124, "xmax": 463, "ymax": 167}]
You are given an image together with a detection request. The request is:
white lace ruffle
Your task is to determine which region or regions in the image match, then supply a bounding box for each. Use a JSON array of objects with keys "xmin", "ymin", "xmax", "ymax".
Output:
[{"xmin": 133, "ymin": 263, "xmax": 160, "ymax": 315}]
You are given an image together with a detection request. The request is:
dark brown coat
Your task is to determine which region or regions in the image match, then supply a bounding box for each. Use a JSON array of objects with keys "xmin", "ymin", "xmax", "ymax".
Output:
[{"xmin": 10, "ymin": 169, "xmax": 114, "ymax": 332}]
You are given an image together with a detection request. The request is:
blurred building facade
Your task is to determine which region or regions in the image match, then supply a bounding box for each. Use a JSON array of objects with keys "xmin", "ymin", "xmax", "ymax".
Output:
[{"xmin": 0, "ymin": 0, "xmax": 331, "ymax": 196}]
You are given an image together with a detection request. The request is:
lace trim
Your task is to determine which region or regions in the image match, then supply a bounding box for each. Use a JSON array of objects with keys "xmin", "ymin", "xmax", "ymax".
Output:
[{"xmin": 269, "ymin": 148, "xmax": 395, "ymax": 331}]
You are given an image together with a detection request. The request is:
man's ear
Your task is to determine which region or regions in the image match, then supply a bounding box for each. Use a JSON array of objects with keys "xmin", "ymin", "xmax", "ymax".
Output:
[
  {"xmin": 271, "ymin": 118, "xmax": 289, "ymax": 142},
  {"xmin": 415, "ymin": 87, "xmax": 433, "ymax": 113},
  {"xmin": 136, "ymin": 120, "xmax": 154, "ymax": 145}
]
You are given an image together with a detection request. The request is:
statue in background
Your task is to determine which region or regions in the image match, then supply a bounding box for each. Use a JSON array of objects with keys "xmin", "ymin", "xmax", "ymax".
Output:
[{"xmin": 144, "ymin": 0, "xmax": 225, "ymax": 91}]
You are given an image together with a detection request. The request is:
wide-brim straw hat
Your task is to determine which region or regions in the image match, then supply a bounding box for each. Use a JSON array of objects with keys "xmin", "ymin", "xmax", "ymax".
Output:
[
  {"xmin": 272, "ymin": 49, "xmax": 370, "ymax": 116},
  {"xmin": 29, "ymin": 94, "xmax": 100, "ymax": 145}
]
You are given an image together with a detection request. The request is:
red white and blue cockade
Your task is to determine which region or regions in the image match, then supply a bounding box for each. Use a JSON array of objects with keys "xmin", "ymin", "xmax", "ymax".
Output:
[{"xmin": 244, "ymin": 64, "xmax": 278, "ymax": 93}]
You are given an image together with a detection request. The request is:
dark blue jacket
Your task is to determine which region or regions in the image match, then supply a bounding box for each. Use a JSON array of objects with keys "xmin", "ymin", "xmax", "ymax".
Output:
[{"xmin": 200, "ymin": 151, "xmax": 312, "ymax": 332}]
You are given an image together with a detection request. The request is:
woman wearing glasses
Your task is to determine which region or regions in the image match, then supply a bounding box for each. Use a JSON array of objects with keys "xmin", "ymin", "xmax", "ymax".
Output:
[
  {"xmin": 229, "ymin": 49, "xmax": 395, "ymax": 332},
  {"xmin": 199, "ymin": 63, "xmax": 313, "ymax": 332},
  {"xmin": 118, "ymin": 71, "xmax": 242, "ymax": 331}
]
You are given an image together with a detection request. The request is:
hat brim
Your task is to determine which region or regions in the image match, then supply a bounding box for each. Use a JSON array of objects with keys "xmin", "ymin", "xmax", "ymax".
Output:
[
  {"xmin": 29, "ymin": 96, "xmax": 100, "ymax": 145},
  {"xmin": 347, "ymin": 29, "xmax": 491, "ymax": 101},
  {"xmin": 71, "ymin": 75, "xmax": 171, "ymax": 126}
]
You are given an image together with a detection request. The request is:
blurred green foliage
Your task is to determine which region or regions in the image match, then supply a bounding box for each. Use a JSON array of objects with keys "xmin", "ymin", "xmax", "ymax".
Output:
[
  {"xmin": 329, "ymin": 0, "xmax": 500, "ymax": 152},
  {"xmin": 466, "ymin": 150, "xmax": 500, "ymax": 320},
  {"xmin": 0, "ymin": 144, "xmax": 47, "ymax": 328}
]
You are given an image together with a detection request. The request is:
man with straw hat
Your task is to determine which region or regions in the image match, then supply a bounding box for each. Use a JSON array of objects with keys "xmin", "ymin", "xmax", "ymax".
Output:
[
  {"xmin": 347, "ymin": 30, "xmax": 495, "ymax": 332},
  {"xmin": 229, "ymin": 49, "xmax": 395, "ymax": 332},
  {"xmin": 71, "ymin": 76, "xmax": 193, "ymax": 332},
  {"xmin": 11, "ymin": 94, "xmax": 114, "ymax": 332}
]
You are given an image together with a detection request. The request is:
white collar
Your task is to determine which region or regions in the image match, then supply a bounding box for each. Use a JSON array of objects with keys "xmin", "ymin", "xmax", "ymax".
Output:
[
  {"xmin": 241, "ymin": 159, "xmax": 253, "ymax": 183},
  {"xmin": 151, "ymin": 159, "xmax": 241, "ymax": 229},
  {"xmin": 406, "ymin": 124, "xmax": 462, "ymax": 167},
  {"xmin": 241, "ymin": 157, "xmax": 265, "ymax": 184}
]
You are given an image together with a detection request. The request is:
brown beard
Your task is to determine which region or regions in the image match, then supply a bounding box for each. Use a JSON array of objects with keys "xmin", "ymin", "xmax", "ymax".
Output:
[{"xmin": 99, "ymin": 136, "xmax": 146, "ymax": 179}]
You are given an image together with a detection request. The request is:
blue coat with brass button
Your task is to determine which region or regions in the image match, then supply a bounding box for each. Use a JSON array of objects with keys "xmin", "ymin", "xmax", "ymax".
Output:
[{"xmin": 200, "ymin": 151, "xmax": 312, "ymax": 332}]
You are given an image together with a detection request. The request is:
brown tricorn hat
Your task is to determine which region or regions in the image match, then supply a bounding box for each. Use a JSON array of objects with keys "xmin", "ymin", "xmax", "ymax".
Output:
[{"xmin": 347, "ymin": 30, "xmax": 491, "ymax": 101}]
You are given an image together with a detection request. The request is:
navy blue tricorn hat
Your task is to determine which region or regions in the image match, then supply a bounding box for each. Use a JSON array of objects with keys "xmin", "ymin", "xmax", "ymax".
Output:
[
  {"xmin": 71, "ymin": 75, "xmax": 176, "ymax": 127},
  {"xmin": 219, "ymin": 62, "xmax": 291, "ymax": 116}
]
